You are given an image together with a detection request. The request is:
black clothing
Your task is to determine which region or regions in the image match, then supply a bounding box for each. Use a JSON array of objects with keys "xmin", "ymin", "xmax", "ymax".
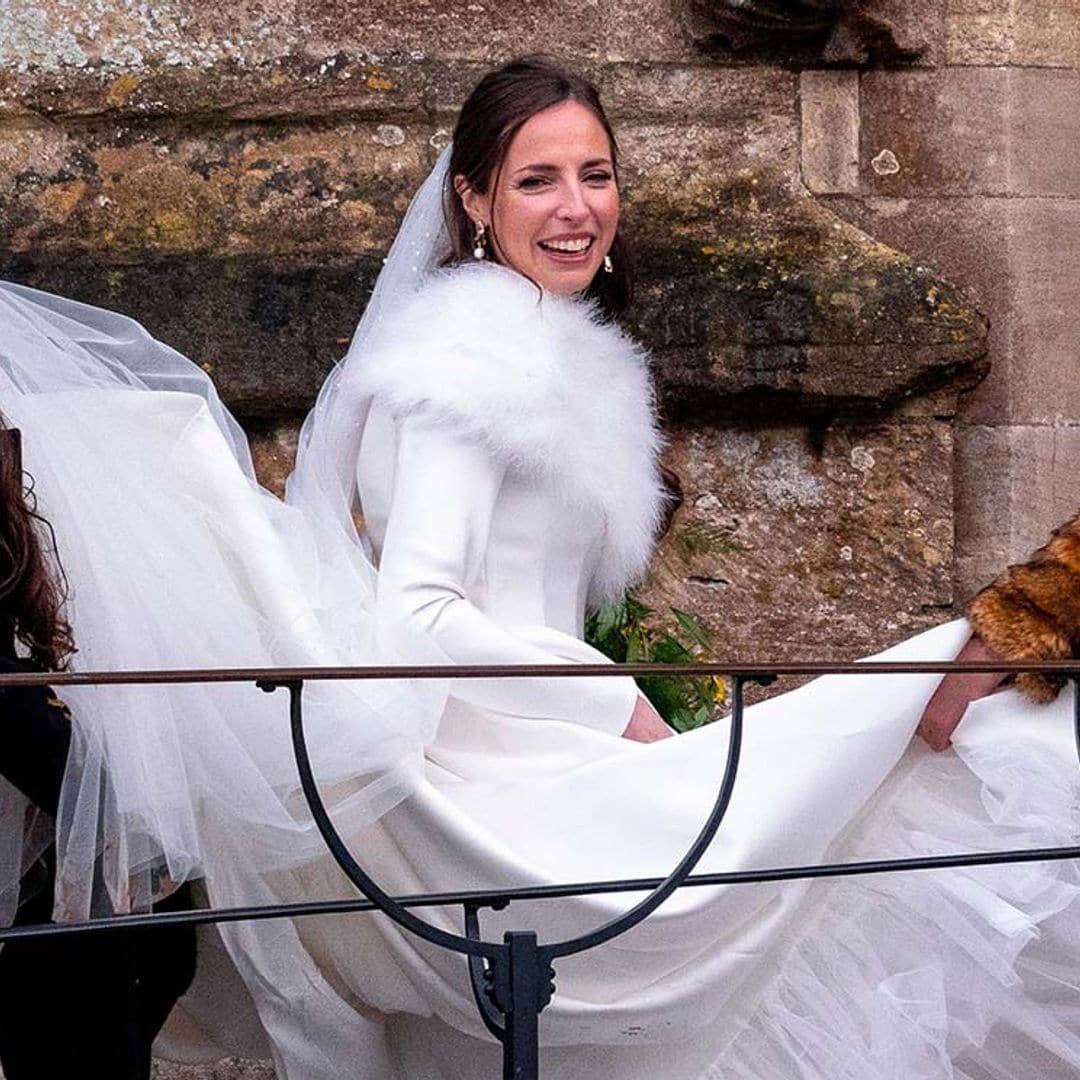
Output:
[
  {"xmin": 0, "ymin": 863, "xmax": 196, "ymax": 1080},
  {"xmin": 0, "ymin": 650, "xmax": 71, "ymax": 816},
  {"xmin": 0, "ymin": 642, "xmax": 197, "ymax": 1080}
]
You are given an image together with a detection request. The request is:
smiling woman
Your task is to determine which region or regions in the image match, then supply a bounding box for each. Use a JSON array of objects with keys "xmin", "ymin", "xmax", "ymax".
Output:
[
  {"xmin": 443, "ymin": 56, "xmax": 633, "ymax": 312},
  {"xmin": 457, "ymin": 100, "xmax": 619, "ymax": 295}
]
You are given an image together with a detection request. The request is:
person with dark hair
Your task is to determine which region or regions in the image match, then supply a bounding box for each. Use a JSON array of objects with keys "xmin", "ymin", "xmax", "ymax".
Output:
[
  {"xmin": 3, "ymin": 53, "xmax": 1080, "ymax": 1080},
  {"xmin": 442, "ymin": 55, "xmax": 633, "ymax": 315},
  {"xmin": 0, "ymin": 422, "xmax": 196, "ymax": 1080}
]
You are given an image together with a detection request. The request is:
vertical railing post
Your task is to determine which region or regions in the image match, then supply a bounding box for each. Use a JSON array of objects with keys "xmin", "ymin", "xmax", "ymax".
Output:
[{"xmin": 490, "ymin": 930, "xmax": 552, "ymax": 1080}]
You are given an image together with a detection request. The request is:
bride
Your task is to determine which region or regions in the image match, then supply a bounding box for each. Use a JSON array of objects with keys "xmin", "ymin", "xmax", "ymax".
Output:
[{"xmin": 4, "ymin": 55, "xmax": 1080, "ymax": 1079}]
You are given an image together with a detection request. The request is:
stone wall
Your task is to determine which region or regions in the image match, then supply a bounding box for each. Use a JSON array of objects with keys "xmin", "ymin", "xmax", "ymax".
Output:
[
  {"xmin": 801, "ymin": 2, "xmax": 1080, "ymax": 596},
  {"xmin": 0, "ymin": 0, "xmax": 1010, "ymax": 668}
]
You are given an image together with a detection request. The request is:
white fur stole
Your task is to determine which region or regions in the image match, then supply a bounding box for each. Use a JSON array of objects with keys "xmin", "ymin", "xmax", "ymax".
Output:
[{"xmin": 355, "ymin": 262, "xmax": 665, "ymax": 606}]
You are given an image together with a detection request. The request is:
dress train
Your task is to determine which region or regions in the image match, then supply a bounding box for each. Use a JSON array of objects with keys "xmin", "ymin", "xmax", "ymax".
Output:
[{"xmin": 288, "ymin": 622, "xmax": 1080, "ymax": 1078}]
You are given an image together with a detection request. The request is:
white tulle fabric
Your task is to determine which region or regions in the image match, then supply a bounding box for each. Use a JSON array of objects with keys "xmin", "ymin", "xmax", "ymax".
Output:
[
  {"xmin": 0, "ymin": 282, "xmax": 447, "ymax": 1075},
  {"xmin": 286, "ymin": 145, "xmax": 454, "ymax": 590},
  {"xmin": 0, "ymin": 283, "xmax": 445, "ymax": 913}
]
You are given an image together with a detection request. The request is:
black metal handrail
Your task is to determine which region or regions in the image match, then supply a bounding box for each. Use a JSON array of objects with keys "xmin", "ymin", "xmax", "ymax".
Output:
[
  {"xmin": 2, "ymin": 658, "xmax": 1078, "ymax": 1079},
  {"xmin": 6, "ymin": 658, "xmax": 1080, "ymax": 686}
]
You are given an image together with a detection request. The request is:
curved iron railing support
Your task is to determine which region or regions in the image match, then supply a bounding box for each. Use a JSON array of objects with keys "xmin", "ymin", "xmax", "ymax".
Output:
[
  {"xmin": 264, "ymin": 673, "xmax": 774, "ymax": 1078},
  {"xmin": 465, "ymin": 903, "xmax": 508, "ymax": 1041},
  {"xmin": 260, "ymin": 678, "xmax": 499, "ymax": 959}
]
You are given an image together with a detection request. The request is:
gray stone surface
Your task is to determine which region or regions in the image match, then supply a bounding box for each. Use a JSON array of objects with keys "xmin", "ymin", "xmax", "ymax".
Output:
[
  {"xmin": 859, "ymin": 69, "xmax": 1010, "ymax": 197},
  {"xmin": 859, "ymin": 68, "xmax": 1080, "ymax": 198},
  {"xmin": 953, "ymin": 423, "xmax": 1080, "ymax": 600},
  {"xmin": 1007, "ymin": 199, "xmax": 1080, "ymax": 426},
  {"xmin": 800, "ymin": 70, "xmax": 860, "ymax": 195},
  {"xmin": 643, "ymin": 417, "xmax": 955, "ymax": 660}
]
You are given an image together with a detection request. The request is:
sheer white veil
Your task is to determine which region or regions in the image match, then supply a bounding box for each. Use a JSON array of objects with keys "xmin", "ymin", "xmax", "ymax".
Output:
[
  {"xmin": 287, "ymin": 145, "xmax": 454, "ymax": 584},
  {"xmin": 0, "ymin": 144, "xmax": 471, "ymax": 1073},
  {"xmin": 0, "ymin": 146, "xmax": 456, "ymax": 930}
]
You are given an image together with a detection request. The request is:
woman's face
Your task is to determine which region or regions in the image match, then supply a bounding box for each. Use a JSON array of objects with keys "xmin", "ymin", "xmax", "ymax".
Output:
[{"xmin": 460, "ymin": 100, "xmax": 620, "ymax": 296}]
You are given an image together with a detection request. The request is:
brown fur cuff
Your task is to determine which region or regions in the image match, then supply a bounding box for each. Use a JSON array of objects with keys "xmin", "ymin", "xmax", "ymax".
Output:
[{"xmin": 968, "ymin": 512, "xmax": 1080, "ymax": 703}]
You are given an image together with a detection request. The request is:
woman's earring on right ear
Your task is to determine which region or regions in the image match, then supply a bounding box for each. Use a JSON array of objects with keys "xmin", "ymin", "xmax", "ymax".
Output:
[
  {"xmin": 473, "ymin": 222, "xmax": 487, "ymax": 260},
  {"xmin": 603, "ymin": 253, "xmax": 614, "ymax": 274}
]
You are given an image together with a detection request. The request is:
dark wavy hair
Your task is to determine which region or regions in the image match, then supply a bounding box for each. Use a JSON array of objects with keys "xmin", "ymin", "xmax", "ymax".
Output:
[
  {"xmin": 0, "ymin": 422, "xmax": 75, "ymax": 671},
  {"xmin": 445, "ymin": 55, "xmax": 633, "ymax": 314}
]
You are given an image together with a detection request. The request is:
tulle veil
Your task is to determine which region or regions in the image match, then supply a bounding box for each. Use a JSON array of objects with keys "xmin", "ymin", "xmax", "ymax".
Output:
[{"xmin": 0, "ymin": 146, "xmax": 456, "ymax": 1072}]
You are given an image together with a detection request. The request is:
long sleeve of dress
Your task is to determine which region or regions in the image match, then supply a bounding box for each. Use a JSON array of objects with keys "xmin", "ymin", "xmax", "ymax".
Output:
[{"xmin": 375, "ymin": 412, "xmax": 638, "ymax": 735}]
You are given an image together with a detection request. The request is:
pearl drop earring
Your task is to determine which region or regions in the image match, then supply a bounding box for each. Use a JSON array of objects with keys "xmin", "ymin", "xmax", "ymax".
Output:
[{"xmin": 473, "ymin": 222, "xmax": 487, "ymax": 260}]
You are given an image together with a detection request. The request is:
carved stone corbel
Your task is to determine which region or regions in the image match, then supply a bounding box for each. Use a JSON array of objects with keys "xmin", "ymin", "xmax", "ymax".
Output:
[{"xmin": 682, "ymin": 0, "xmax": 931, "ymax": 63}]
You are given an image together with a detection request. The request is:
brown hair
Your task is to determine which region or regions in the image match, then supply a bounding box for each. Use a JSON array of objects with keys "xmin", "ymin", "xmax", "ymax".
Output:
[
  {"xmin": 445, "ymin": 56, "xmax": 633, "ymax": 314},
  {"xmin": 0, "ymin": 423, "xmax": 75, "ymax": 670}
]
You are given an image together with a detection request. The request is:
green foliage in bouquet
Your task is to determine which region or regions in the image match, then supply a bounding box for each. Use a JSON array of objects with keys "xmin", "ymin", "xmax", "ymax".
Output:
[{"xmin": 585, "ymin": 596, "xmax": 725, "ymax": 733}]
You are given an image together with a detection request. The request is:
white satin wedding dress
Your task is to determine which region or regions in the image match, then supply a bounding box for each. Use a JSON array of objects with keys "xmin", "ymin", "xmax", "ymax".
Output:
[
  {"xmin": 4, "ymin": 179, "xmax": 1080, "ymax": 1079},
  {"xmin": 282, "ymin": 262, "xmax": 1080, "ymax": 1080}
]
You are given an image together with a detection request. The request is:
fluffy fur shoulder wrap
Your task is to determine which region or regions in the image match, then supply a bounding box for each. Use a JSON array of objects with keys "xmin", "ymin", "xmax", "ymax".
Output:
[
  {"xmin": 969, "ymin": 511, "xmax": 1080, "ymax": 702},
  {"xmin": 353, "ymin": 262, "xmax": 666, "ymax": 606}
]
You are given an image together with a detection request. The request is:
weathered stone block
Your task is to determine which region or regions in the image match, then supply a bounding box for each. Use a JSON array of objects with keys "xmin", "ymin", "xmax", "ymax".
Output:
[
  {"xmin": 859, "ymin": 69, "xmax": 1009, "ymax": 196},
  {"xmin": 947, "ymin": 0, "xmax": 1080, "ymax": 67},
  {"xmin": 683, "ymin": 0, "xmax": 945, "ymax": 65},
  {"xmin": 0, "ymin": 91, "xmax": 800, "ymax": 259},
  {"xmin": 860, "ymin": 68, "xmax": 1080, "ymax": 198},
  {"xmin": 644, "ymin": 417, "xmax": 955, "ymax": 661},
  {"xmin": 946, "ymin": 1, "xmax": 1012, "ymax": 65},
  {"xmin": 0, "ymin": 253, "xmax": 377, "ymax": 416},
  {"xmin": 1012, "ymin": 2, "xmax": 1080, "ymax": 67},
  {"xmin": 800, "ymin": 70, "xmax": 860, "ymax": 195},
  {"xmin": 0, "ymin": 119, "xmax": 435, "ymax": 257},
  {"xmin": 616, "ymin": 116, "xmax": 799, "ymax": 219},
  {"xmin": 3, "ymin": 164, "xmax": 989, "ymax": 424},
  {"xmin": 821, "ymin": 195, "xmax": 1011, "ymax": 426},
  {"xmin": 1007, "ymin": 199, "xmax": 1080, "ymax": 426},
  {"xmin": 0, "ymin": 0, "xmax": 697, "ymax": 121},
  {"xmin": 630, "ymin": 177, "xmax": 988, "ymax": 420},
  {"xmin": 598, "ymin": 65, "xmax": 795, "ymax": 125},
  {"xmin": 584, "ymin": 0, "xmax": 700, "ymax": 63},
  {"xmin": 821, "ymin": 193, "xmax": 1080, "ymax": 596}
]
